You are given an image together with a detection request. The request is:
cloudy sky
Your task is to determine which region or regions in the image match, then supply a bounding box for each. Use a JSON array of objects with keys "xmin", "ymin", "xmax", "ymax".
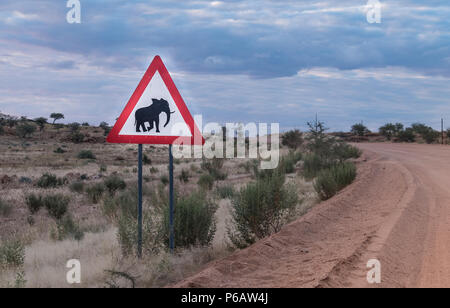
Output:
[{"xmin": 0, "ymin": 0, "xmax": 449, "ymax": 132}]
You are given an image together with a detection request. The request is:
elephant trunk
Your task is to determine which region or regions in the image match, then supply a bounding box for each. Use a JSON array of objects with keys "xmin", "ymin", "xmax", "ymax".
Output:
[{"xmin": 163, "ymin": 106, "xmax": 171, "ymax": 127}]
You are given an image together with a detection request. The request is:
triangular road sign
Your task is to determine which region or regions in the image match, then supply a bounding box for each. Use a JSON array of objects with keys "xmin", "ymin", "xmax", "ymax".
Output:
[{"xmin": 107, "ymin": 56, "xmax": 204, "ymax": 145}]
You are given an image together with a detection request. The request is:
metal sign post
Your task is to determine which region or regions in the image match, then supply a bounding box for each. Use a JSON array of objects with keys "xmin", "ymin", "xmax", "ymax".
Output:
[
  {"xmin": 137, "ymin": 144, "xmax": 143, "ymax": 258},
  {"xmin": 106, "ymin": 56, "xmax": 205, "ymax": 258},
  {"xmin": 169, "ymin": 144, "xmax": 175, "ymax": 253}
]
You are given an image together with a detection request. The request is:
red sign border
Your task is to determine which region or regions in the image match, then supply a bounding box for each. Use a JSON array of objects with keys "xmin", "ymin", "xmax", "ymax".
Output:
[{"xmin": 106, "ymin": 56, "xmax": 204, "ymax": 145}]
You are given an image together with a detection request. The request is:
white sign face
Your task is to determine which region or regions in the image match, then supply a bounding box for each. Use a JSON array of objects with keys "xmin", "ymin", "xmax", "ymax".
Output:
[{"xmin": 119, "ymin": 71, "xmax": 191, "ymax": 137}]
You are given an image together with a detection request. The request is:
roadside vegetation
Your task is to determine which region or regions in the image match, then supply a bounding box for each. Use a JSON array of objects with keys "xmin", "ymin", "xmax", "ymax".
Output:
[{"xmin": 6, "ymin": 110, "xmax": 449, "ymax": 288}]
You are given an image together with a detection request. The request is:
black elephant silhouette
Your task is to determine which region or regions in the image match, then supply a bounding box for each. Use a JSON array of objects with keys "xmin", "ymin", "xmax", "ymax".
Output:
[{"xmin": 135, "ymin": 98, "xmax": 175, "ymax": 133}]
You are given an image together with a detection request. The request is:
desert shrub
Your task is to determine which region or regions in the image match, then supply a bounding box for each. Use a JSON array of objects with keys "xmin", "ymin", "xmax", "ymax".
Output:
[
  {"xmin": 16, "ymin": 123, "xmax": 36, "ymax": 138},
  {"xmin": 228, "ymin": 171, "xmax": 298, "ymax": 248},
  {"xmin": 104, "ymin": 175, "xmax": 126, "ymax": 196},
  {"xmin": 397, "ymin": 128, "xmax": 416, "ymax": 143},
  {"xmin": 36, "ymin": 173, "xmax": 66, "ymax": 188},
  {"xmin": 198, "ymin": 174, "xmax": 214, "ymax": 191},
  {"xmin": 215, "ymin": 185, "xmax": 235, "ymax": 199},
  {"xmin": 201, "ymin": 157, "xmax": 226, "ymax": 180},
  {"xmin": 379, "ymin": 123, "xmax": 404, "ymax": 140},
  {"xmin": 114, "ymin": 190, "xmax": 160, "ymax": 255},
  {"xmin": 150, "ymin": 167, "xmax": 158, "ymax": 174},
  {"xmin": 332, "ymin": 143, "xmax": 362, "ymax": 161},
  {"xmin": 69, "ymin": 181, "xmax": 84, "ymax": 193},
  {"xmin": 143, "ymin": 154, "xmax": 152, "ymax": 165},
  {"xmin": 161, "ymin": 190, "xmax": 217, "ymax": 248},
  {"xmin": 52, "ymin": 215, "xmax": 84, "ymax": 241},
  {"xmin": 68, "ymin": 122, "xmax": 80, "ymax": 132},
  {"xmin": 0, "ymin": 198, "xmax": 12, "ymax": 217},
  {"xmin": 26, "ymin": 193, "xmax": 44, "ymax": 214},
  {"xmin": 0, "ymin": 240, "xmax": 25, "ymax": 269},
  {"xmin": 44, "ymin": 194, "xmax": 70, "ymax": 220},
  {"xmin": 314, "ymin": 162, "xmax": 356, "ymax": 201},
  {"xmin": 77, "ymin": 150, "xmax": 96, "ymax": 159},
  {"xmin": 0, "ymin": 125, "xmax": 4, "ymax": 135},
  {"xmin": 178, "ymin": 169, "xmax": 190, "ymax": 183},
  {"xmin": 70, "ymin": 131, "xmax": 85, "ymax": 143},
  {"xmin": 279, "ymin": 151, "xmax": 302, "ymax": 174},
  {"xmin": 54, "ymin": 147, "xmax": 66, "ymax": 154},
  {"xmin": 281, "ymin": 129, "xmax": 303, "ymax": 149},
  {"xmin": 19, "ymin": 177, "xmax": 32, "ymax": 184},
  {"xmin": 303, "ymin": 153, "xmax": 330, "ymax": 179},
  {"xmin": 421, "ymin": 128, "xmax": 439, "ymax": 144},
  {"xmin": 351, "ymin": 123, "xmax": 370, "ymax": 136},
  {"xmin": 86, "ymin": 183, "xmax": 105, "ymax": 204},
  {"xmin": 99, "ymin": 164, "xmax": 107, "ymax": 173},
  {"xmin": 160, "ymin": 175, "xmax": 169, "ymax": 186},
  {"xmin": 34, "ymin": 117, "xmax": 47, "ymax": 131},
  {"xmin": 82, "ymin": 122, "xmax": 90, "ymax": 127}
]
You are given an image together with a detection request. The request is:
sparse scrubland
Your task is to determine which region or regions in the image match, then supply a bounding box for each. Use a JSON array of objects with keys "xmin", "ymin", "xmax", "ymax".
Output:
[{"xmin": 0, "ymin": 113, "xmax": 361, "ymax": 287}]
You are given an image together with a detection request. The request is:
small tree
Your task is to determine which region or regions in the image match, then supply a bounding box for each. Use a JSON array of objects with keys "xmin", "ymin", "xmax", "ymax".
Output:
[
  {"xmin": 379, "ymin": 123, "xmax": 403, "ymax": 141},
  {"xmin": 397, "ymin": 128, "xmax": 416, "ymax": 143},
  {"xmin": 305, "ymin": 118, "xmax": 334, "ymax": 157},
  {"xmin": 351, "ymin": 123, "xmax": 370, "ymax": 136},
  {"xmin": 34, "ymin": 117, "xmax": 48, "ymax": 131},
  {"xmin": 281, "ymin": 129, "xmax": 303, "ymax": 149},
  {"xmin": 16, "ymin": 123, "xmax": 36, "ymax": 138},
  {"xmin": 50, "ymin": 113, "xmax": 64, "ymax": 124},
  {"xmin": 69, "ymin": 122, "xmax": 80, "ymax": 132}
]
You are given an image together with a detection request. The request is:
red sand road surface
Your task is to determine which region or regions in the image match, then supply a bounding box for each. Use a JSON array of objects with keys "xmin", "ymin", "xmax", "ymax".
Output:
[{"xmin": 175, "ymin": 143, "xmax": 450, "ymax": 288}]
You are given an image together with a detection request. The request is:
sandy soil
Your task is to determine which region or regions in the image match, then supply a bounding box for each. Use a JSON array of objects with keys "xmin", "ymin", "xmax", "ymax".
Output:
[{"xmin": 174, "ymin": 143, "xmax": 450, "ymax": 288}]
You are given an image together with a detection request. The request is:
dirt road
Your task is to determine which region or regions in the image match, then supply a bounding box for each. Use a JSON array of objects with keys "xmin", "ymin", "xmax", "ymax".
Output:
[{"xmin": 175, "ymin": 143, "xmax": 450, "ymax": 288}]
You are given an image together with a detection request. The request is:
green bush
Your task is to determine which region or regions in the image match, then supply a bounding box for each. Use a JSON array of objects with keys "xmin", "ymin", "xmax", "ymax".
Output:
[
  {"xmin": 54, "ymin": 147, "xmax": 66, "ymax": 154},
  {"xmin": 198, "ymin": 174, "xmax": 214, "ymax": 190},
  {"xmin": 421, "ymin": 128, "xmax": 439, "ymax": 144},
  {"xmin": 115, "ymin": 190, "xmax": 159, "ymax": 256},
  {"xmin": 281, "ymin": 129, "xmax": 303, "ymax": 149},
  {"xmin": 52, "ymin": 215, "xmax": 84, "ymax": 241},
  {"xmin": 70, "ymin": 132, "xmax": 85, "ymax": 143},
  {"xmin": 150, "ymin": 167, "xmax": 158, "ymax": 174},
  {"xmin": 303, "ymin": 153, "xmax": 330, "ymax": 179},
  {"xmin": 351, "ymin": 123, "xmax": 370, "ymax": 136},
  {"xmin": 69, "ymin": 181, "xmax": 84, "ymax": 193},
  {"xmin": 161, "ymin": 191, "xmax": 217, "ymax": 248},
  {"xmin": 215, "ymin": 185, "xmax": 235, "ymax": 199},
  {"xmin": 0, "ymin": 240, "xmax": 25, "ymax": 269},
  {"xmin": 26, "ymin": 193, "xmax": 44, "ymax": 214},
  {"xmin": 178, "ymin": 169, "xmax": 190, "ymax": 183},
  {"xmin": 143, "ymin": 154, "xmax": 152, "ymax": 165},
  {"xmin": 37, "ymin": 173, "xmax": 66, "ymax": 188},
  {"xmin": 397, "ymin": 128, "xmax": 416, "ymax": 143},
  {"xmin": 104, "ymin": 176, "xmax": 126, "ymax": 196},
  {"xmin": 314, "ymin": 162, "xmax": 356, "ymax": 200},
  {"xmin": 86, "ymin": 183, "xmax": 105, "ymax": 204},
  {"xmin": 77, "ymin": 150, "xmax": 96, "ymax": 160},
  {"xmin": 279, "ymin": 151, "xmax": 302, "ymax": 174},
  {"xmin": 44, "ymin": 194, "xmax": 70, "ymax": 220},
  {"xmin": 332, "ymin": 143, "xmax": 362, "ymax": 161},
  {"xmin": 0, "ymin": 198, "xmax": 13, "ymax": 217},
  {"xmin": 201, "ymin": 157, "xmax": 226, "ymax": 180},
  {"xmin": 160, "ymin": 175, "xmax": 169, "ymax": 186},
  {"xmin": 228, "ymin": 171, "xmax": 298, "ymax": 248},
  {"xmin": 16, "ymin": 123, "xmax": 36, "ymax": 138}
]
